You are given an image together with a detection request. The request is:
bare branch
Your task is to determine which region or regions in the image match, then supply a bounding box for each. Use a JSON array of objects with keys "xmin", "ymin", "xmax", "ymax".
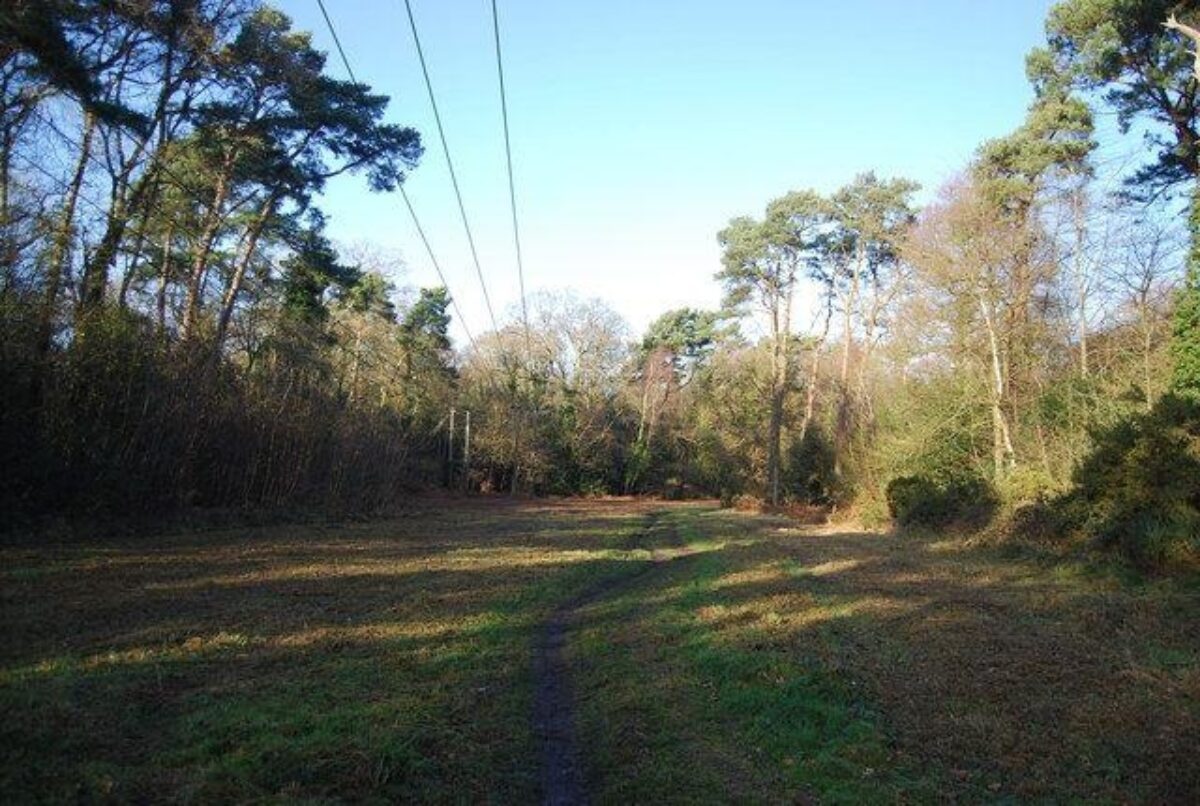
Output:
[{"xmin": 1164, "ymin": 13, "xmax": 1200, "ymax": 82}]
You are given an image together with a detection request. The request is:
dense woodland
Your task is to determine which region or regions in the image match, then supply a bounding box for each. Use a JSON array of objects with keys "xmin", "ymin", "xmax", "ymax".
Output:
[{"xmin": 1, "ymin": 1, "xmax": 1198, "ymax": 569}]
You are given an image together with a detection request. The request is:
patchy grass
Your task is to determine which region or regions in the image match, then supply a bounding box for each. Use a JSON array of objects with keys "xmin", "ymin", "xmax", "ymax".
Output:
[
  {"xmin": 2, "ymin": 499, "xmax": 1198, "ymax": 802},
  {"xmin": 0, "ymin": 499, "xmax": 664, "ymax": 802},
  {"xmin": 570, "ymin": 509, "xmax": 1200, "ymax": 802},
  {"xmin": 571, "ymin": 512, "xmax": 940, "ymax": 803}
]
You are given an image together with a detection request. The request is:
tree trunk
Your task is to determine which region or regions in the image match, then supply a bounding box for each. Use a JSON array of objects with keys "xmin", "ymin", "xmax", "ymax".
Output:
[
  {"xmin": 1139, "ymin": 286, "xmax": 1155, "ymax": 411},
  {"xmin": 854, "ymin": 270, "xmax": 891, "ymax": 426},
  {"xmin": 78, "ymin": 125, "xmax": 156, "ymax": 318},
  {"xmin": 510, "ymin": 430, "xmax": 522, "ymax": 495},
  {"xmin": 799, "ymin": 295, "xmax": 834, "ymax": 444},
  {"xmin": 636, "ymin": 372, "xmax": 652, "ymax": 445},
  {"xmin": 180, "ymin": 151, "xmax": 235, "ymax": 342},
  {"xmin": 768, "ymin": 375, "xmax": 783, "ymax": 506},
  {"xmin": 156, "ymin": 223, "xmax": 173, "ymax": 336},
  {"xmin": 834, "ymin": 246, "xmax": 862, "ymax": 478},
  {"xmin": 116, "ymin": 181, "xmax": 162, "ymax": 308},
  {"xmin": 980, "ymin": 295, "xmax": 1015, "ymax": 477},
  {"xmin": 1072, "ymin": 186, "xmax": 1089, "ymax": 376},
  {"xmin": 0, "ymin": 105, "xmax": 16, "ymax": 288},
  {"xmin": 40, "ymin": 111, "xmax": 96, "ymax": 352},
  {"xmin": 766, "ymin": 283, "xmax": 794, "ymax": 506},
  {"xmin": 213, "ymin": 195, "xmax": 276, "ymax": 353}
]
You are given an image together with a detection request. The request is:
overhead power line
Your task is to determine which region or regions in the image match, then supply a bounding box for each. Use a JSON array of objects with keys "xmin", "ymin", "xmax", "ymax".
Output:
[
  {"xmin": 485, "ymin": 0, "xmax": 536, "ymax": 496},
  {"xmin": 323, "ymin": 0, "xmax": 534, "ymax": 493},
  {"xmin": 315, "ymin": 0, "xmax": 358, "ymax": 83},
  {"xmin": 398, "ymin": 186, "xmax": 478, "ymax": 349},
  {"xmin": 314, "ymin": 0, "xmax": 479, "ymax": 353},
  {"xmin": 400, "ymin": 0, "xmax": 499, "ymax": 333},
  {"xmin": 489, "ymin": 0, "xmax": 532, "ymax": 353}
]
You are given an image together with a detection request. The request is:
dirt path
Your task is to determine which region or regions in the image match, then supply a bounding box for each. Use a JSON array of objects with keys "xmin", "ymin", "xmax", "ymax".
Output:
[{"xmin": 531, "ymin": 512, "xmax": 693, "ymax": 806}]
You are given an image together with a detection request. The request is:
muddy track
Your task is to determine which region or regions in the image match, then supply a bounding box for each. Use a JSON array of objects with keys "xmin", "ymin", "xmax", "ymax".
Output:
[{"xmin": 531, "ymin": 511, "xmax": 694, "ymax": 806}]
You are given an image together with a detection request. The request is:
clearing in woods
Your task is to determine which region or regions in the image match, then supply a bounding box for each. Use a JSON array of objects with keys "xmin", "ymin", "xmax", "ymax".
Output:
[{"xmin": 2, "ymin": 498, "xmax": 1198, "ymax": 802}]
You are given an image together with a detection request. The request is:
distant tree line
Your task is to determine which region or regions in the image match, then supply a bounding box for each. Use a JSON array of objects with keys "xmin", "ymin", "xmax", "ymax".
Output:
[
  {"xmin": 456, "ymin": 0, "xmax": 1200, "ymax": 571},
  {"xmin": 1, "ymin": 1, "xmax": 1197, "ymax": 570}
]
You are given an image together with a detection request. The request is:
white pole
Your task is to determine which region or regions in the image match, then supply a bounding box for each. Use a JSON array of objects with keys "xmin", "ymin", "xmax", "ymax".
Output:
[
  {"xmin": 462, "ymin": 410, "xmax": 471, "ymax": 491},
  {"xmin": 447, "ymin": 407, "xmax": 456, "ymax": 485}
]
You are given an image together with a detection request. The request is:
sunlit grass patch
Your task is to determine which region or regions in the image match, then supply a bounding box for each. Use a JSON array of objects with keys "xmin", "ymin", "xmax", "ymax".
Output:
[
  {"xmin": 574, "ymin": 506, "xmax": 1200, "ymax": 802},
  {"xmin": 788, "ymin": 558, "xmax": 862, "ymax": 577},
  {"xmin": 1, "ymin": 631, "xmax": 260, "ymax": 685},
  {"xmin": 570, "ymin": 511, "xmax": 943, "ymax": 803}
]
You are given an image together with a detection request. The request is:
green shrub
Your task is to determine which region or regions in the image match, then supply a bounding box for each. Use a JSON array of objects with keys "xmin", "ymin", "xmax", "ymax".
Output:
[
  {"xmin": 852, "ymin": 489, "xmax": 892, "ymax": 530},
  {"xmin": 1008, "ymin": 498, "xmax": 1076, "ymax": 543},
  {"xmin": 997, "ymin": 466, "xmax": 1063, "ymax": 507},
  {"xmin": 785, "ymin": 425, "xmax": 841, "ymax": 505},
  {"xmin": 1063, "ymin": 393, "xmax": 1200, "ymax": 569},
  {"xmin": 885, "ymin": 472, "xmax": 997, "ymax": 529}
]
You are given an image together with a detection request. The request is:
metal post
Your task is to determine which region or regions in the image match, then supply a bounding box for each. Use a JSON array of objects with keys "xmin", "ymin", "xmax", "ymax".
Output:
[
  {"xmin": 462, "ymin": 410, "xmax": 471, "ymax": 492},
  {"xmin": 447, "ymin": 407, "xmax": 456, "ymax": 486}
]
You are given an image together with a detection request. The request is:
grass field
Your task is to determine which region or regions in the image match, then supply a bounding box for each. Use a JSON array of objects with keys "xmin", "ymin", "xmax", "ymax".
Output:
[{"xmin": 2, "ymin": 499, "xmax": 1198, "ymax": 803}]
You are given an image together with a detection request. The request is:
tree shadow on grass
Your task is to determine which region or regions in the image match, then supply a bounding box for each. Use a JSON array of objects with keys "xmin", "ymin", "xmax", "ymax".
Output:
[
  {"xmin": 0, "ymin": 501, "xmax": 676, "ymax": 803},
  {"xmin": 567, "ymin": 510, "xmax": 1200, "ymax": 803},
  {"xmin": 4, "ymin": 501, "xmax": 1197, "ymax": 803}
]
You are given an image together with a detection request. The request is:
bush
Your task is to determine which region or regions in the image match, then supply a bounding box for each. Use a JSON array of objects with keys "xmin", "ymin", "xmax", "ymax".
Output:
[
  {"xmin": 0, "ymin": 306, "xmax": 443, "ymax": 526},
  {"xmin": 1007, "ymin": 498, "xmax": 1077, "ymax": 543},
  {"xmin": 732, "ymin": 493, "xmax": 763, "ymax": 512},
  {"xmin": 886, "ymin": 472, "xmax": 998, "ymax": 529},
  {"xmin": 851, "ymin": 490, "xmax": 893, "ymax": 530},
  {"xmin": 997, "ymin": 466, "xmax": 1063, "ymax": 507},
  {"xmin": 785, "ymin": 425, "xmax": 840, "ymax": 505},
  {"xmin": 1062, "ymin": 393, "xmax": 1200, "ymax": 570}
]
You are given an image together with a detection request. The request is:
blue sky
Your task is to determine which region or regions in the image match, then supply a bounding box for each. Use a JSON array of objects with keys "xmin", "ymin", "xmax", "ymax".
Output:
[{"xmin": 278, "ymin": 0, "xmax": 1057, "ymax": 343}]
